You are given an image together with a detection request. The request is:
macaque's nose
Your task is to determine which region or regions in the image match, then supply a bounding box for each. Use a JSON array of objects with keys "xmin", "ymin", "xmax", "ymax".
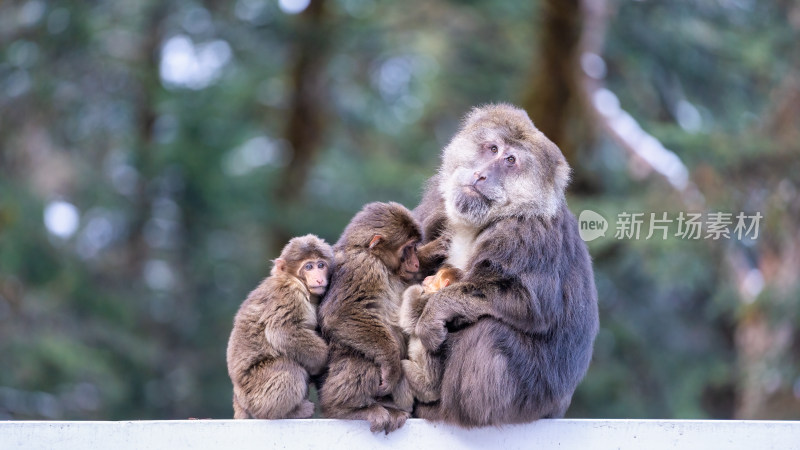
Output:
[
  {"xmin": 411, "ymin": 260, "xmax": 419, "ymax": 270},
  {"xmin": 473, "ymin": 171, "xmax": 486, "ymax": 184}
]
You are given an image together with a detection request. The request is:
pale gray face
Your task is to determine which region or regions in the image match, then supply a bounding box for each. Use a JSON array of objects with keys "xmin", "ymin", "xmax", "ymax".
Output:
[
  {"xmin": 452, "ymin": 135, "xmax": 520, "ymax": 220},
  {"xmin": 441, "ymin": 105, "xmax": 571, "ymax": 227},
  {"xmin": 443, "ymin": 128, "xmax": 543, "ymax": 227}
]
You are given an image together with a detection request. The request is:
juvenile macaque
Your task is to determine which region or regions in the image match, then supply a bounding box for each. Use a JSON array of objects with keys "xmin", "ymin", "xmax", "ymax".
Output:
[
  {"xmin": 319, "ymin": 202, "xmax": 421, "ymax": 433},
  {"xmin": 410, "ymin": 103, "xmax": 599, "ymax": 426},
  {"xmin": 226, "ymin": 234, "xmax": 333, "ymax": 419},
  {"xmin": 399, "ymin": 266, "xmax": 463, "ymax": 403}
]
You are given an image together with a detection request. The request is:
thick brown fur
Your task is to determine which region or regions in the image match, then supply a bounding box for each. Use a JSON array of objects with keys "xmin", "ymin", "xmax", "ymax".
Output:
[
  {"xmin": 226, "ymin": 234, "xmax": 333, "ymax": 419},
  {"xmin": 408, "ymin": 103, "xmax": 599, "ymax": 427},
  {"xmin": 400, "ymin": 267, "xmax": 462, "ymax": 403},
  {"xmin": 318, "ymin": 202, "xmax": 422, "ymax": 433}
]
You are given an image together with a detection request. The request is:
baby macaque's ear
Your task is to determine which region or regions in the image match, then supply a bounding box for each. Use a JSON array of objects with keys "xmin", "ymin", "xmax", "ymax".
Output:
[
  {"xmin": 441, "ymin": 278, "xmax": 451, "ymax": 288},
  {"xmin": 271, "ymin": 258, "xmax": 286, "ymax": 276},
  {"xmin": 368, "ymin": 235, "xmax": 383, "ymax": 249}
]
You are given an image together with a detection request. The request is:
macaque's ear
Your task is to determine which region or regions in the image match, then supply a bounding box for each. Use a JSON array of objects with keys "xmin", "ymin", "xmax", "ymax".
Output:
[
  {"xmin": 272, "ymin": 258, "xmax": 286, "ymax": 275},
  {"xmin": 441, "ymin": 278, "xmax": 451, "ymax": 288},
  {"xmin": 369, "ymin": 235, "xmax": 383, "ymax": 249}
]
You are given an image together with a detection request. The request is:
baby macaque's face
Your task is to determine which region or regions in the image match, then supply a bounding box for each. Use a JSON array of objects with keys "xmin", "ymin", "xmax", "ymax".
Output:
[
  {"xmin": 422, "ymin": 272, "xmax": 449, "ymax": 293},
  {"xmin": 298, "ymin": 259, "xmax": 329, "ymax": 296}
]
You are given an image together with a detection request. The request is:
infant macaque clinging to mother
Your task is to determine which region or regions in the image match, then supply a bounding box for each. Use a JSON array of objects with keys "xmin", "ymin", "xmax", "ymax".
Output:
[{"xmin": 399, "ymin": 266, "xmax": 462, "ymax": 404}]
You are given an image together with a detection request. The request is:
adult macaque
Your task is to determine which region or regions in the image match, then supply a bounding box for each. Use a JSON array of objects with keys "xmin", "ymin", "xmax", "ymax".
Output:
[
  {"xmin": 399, "ymin": 266, "xmax": 463, "ymax": 403},
  {"xmin": 408, "ymin": 103, "xmax": 599, "ymax": 426},
  {"xmin": 319, "ymin": 202, "xmax": 421, "ymax": 433},
  {"xmin": 226, "ymin": 234, "xmax": 333, "ymax": 419}
]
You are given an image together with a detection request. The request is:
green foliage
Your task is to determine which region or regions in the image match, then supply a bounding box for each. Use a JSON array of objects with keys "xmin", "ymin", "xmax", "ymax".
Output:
[{"xmin": 1, "ymin": 0, "xmax": 797, "ymax": 421}]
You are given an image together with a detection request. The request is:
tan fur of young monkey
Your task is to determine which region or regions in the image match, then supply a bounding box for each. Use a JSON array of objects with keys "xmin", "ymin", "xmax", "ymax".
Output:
[
  {"xmin": 318, "ymin": 202, "xmax": 421, "ymax": 434},
  {"xmin": 226, "ymin": 234, "xmax": 333, "ymax": 419},
  {"xmin": 399, "ymin": 266, "xmax": 462, "ymax": 403}
]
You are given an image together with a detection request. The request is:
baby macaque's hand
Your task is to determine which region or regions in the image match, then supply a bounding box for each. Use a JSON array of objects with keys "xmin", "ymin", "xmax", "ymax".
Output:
[{"xmin": 421, "ymin": 275, "xmax": 436, "ymax": 292}]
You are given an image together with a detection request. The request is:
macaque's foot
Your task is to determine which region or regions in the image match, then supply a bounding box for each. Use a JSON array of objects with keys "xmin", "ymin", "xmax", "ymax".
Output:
[
  {"xmin": 382, "ymin": 407, "xmax": 410, "ymax": 434},
  {"xmin": 288, "ymin": 400, "xmax": 315, "ymax": 419}
]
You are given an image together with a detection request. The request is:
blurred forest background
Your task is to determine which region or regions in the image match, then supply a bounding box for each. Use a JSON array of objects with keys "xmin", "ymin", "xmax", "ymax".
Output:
[{"xmin": 1, "ymin": 0, "xmax": 799, "ymax": 421}]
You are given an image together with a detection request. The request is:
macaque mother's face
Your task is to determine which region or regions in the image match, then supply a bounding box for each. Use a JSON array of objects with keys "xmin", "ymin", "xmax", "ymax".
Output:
[{"xmin": 440, "ymin": 111, "xmax": 571, "ymax": 225}]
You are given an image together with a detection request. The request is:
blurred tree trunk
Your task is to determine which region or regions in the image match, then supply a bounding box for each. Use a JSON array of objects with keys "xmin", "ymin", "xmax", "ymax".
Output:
[
  {"xmin": 522, "ymin": 0, "xmax": 596, "ymax": 193},
  {"xmin": 272, "ymin": 0, "xmax": 331, "ymax": 250},
  {"xmin": 735, "ymin": 53, "xmax": 800, "ymax": 419},
  {"xmin": 128, "ymin": 3, "xmax": 167, "ymax": 276},
  {"xmin": 763, "ymin": 68, "xmax": 800, "ymax": 149}
]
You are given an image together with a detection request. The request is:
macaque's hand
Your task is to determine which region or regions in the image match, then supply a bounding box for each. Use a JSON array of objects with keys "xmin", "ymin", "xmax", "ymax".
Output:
[
  {"xmin": 419, "ymin": 234, "xmax": 451, "ymax": 258},
  {"xmin": 415, "ymin": 304, "xmax": 447, "ymax": 352},
  {"xmin": 404, "ymin": 283, "xmax": 426, "ymax": 299},
  {"xmin": 306, "ymin": 339, "xmax": 329, "ymax": 376},
  {"xmin": 399, "ymin": 284, "xmax": 427, "ymax": 333},
  {"xmin": 376, "ymin": 359, "xmax": 402, "ymax": 396}
]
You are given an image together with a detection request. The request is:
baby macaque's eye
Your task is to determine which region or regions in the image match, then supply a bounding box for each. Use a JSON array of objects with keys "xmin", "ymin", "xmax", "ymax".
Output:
[
  {"xmin": 317, "ymin": 262, "xmax": 325, "ymax": 269},
  {"xmin": 304, "ymin": 263, "xmax": 313, "ymax": 271}
]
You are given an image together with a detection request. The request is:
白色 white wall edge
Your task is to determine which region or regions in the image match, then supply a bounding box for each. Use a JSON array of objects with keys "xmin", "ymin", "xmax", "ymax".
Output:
[{"xmin": 2, "ymin": 418, "xmax": 799, "ymax": 450}]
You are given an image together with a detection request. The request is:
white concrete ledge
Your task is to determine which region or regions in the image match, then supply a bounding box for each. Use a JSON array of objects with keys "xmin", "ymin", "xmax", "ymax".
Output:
[{"xmin": 2, "ymin": 419, "xmax": 799, "ymax": 450}]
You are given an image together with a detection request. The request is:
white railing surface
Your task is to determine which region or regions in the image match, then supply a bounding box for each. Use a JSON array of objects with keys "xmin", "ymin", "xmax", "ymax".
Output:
[{"xmin": 1, "ymin": 418, "xmax": 799, "ymax": 450}]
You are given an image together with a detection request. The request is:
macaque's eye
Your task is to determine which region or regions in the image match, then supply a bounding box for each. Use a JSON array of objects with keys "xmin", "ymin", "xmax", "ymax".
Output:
[
  {"xmin": 489, "ymin": 144, "xmax": 499, "ymax": 153},
  {"xmin": 506, "ymin": 155, "xmax": 516, "ymax": 164},
  {"xmin": 317, "ymin": 262, "xmax": 326, "ymax": 270},
  {"xmin": 304, "ymin": 263, "xmax": 313, "ymax": 271}
]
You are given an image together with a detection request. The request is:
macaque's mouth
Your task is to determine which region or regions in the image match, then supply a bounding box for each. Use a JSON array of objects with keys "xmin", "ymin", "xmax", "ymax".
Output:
[
  {"xmin": 309, "ymin": 285, "xmax": 327, "ymax": 291},
  {"xmin": 402, "ymin": 270, "xmax": 418, "ymax": 280},
  {"xmin": 461, "ymin": 184, "xmax": 490, "ymax": 202}
]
